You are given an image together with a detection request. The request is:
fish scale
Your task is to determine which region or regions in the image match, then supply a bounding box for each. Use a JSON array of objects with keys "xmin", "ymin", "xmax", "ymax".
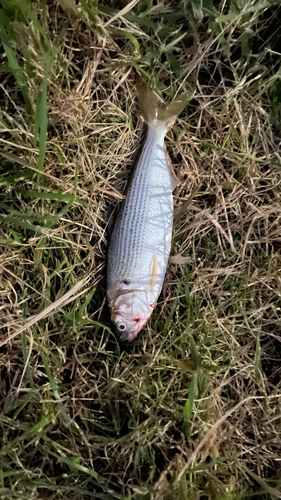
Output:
[{"xmin": 107, "ymin": 123, "xmax": 173, "ymax": 301}]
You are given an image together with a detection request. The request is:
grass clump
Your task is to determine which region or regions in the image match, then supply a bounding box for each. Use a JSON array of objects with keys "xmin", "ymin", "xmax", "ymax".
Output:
[{"xmin": 1, "ymin": 0, "xmax": 281, "ymax": 499}]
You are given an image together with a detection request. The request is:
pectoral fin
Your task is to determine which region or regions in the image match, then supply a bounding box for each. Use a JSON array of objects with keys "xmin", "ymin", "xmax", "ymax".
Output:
[{"xmin": 150, "ymin": 253, "xmax": 160, "ymax": 290}]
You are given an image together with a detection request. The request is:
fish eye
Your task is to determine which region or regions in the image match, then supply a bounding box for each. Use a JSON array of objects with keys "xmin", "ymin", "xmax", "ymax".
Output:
[{"xmin": 116, "ymin": 322, "xmax": 127, "ymax": 332}]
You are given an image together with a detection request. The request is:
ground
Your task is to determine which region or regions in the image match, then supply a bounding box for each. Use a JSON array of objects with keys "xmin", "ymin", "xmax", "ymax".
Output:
[{"xmin": 1, "ymin": 1, "xmax": 281, "ymax": 499}]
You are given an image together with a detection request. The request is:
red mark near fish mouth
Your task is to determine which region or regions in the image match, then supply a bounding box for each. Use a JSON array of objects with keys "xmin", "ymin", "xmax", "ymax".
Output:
[{"xmin": 133, "ymin": 317, "xmax": 140, "ymax": 324}]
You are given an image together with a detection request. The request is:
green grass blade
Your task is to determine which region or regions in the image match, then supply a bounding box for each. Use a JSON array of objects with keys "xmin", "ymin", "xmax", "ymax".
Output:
[
  {"xmin": 215, "ymin": 2, "xmax": 270, "ymax": 23},
  {"xmin": 0, "ymin": 214, "xmax": 49, "ymax": 234},
  {"xmin": 0, "ymin": 8, "xmax": 31, "ymax": 113},
  {"xmin": 34, "ymin": 331, "xmax": 71, "ymax": 425},
  {"xmin": 16, "ymin": 0, "xmax": 49, "ymax": 45},
  {"xmin": 98, "ymin": 3, "xmax": 157, "ymax": 28},
  {"xmin": 79, "ymin": 0, "xmax": 98, "ymax": 23},
  {"xmin": 75, "ymin": 287, "xmax": 96, "ymax": 322},
  {"xmin": 183, "ymin": 373, "xmax": 198, "ymax": 437},
  {"xmin": 0, "ymin": 151, "xmax": 37, "ymax": 169},
  {"xmin": 0, "ymin": 170, "xmax": 33, "ymax": 186},
  {"xmin": 162, "ymin": 32, "xmax": 187, "ymax": 53},
  {"xmin": 35, "ymin": 56, "xmax": 52, "ymax": 176},
  {"xmin": 46, "ymin": 440, "xmax": 107, "ymax": 485},
  {"xmin": 19, "ymin": 189, "xmax": 86, "ymax": 205}
]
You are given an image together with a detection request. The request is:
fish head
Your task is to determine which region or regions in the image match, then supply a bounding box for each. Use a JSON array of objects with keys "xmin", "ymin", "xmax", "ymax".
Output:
[{"xmin": 110, "ymin": 291, "xmax": 152, "ymax": 341}]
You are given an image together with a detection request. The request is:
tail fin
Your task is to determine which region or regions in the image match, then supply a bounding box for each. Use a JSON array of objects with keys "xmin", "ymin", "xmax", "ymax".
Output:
[{"xmin": 136, "ymin": 77, "xmax": 193, "ymax": 130}]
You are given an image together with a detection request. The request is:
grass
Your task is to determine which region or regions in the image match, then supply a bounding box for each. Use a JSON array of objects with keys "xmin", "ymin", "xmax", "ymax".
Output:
[{"xmin": 1, "ymin": 0, "xmax": 281, "ymax": 498}]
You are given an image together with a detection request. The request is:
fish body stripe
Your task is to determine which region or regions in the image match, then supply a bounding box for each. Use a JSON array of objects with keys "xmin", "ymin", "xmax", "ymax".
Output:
[{"xmin": 107, "ymin": 124, "xmax": 173, "ymax": 306}]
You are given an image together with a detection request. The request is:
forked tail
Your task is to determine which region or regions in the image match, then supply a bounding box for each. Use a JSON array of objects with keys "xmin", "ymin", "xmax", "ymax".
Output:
[{"xmin": 136, "ymin": 77, "xmax": 193, "ymax": 130}]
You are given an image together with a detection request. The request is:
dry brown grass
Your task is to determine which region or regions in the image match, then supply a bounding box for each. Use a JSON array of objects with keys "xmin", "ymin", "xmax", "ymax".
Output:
[{"xmin": 1, "ymin": 1, "xmax": 281, "ymax": 499}]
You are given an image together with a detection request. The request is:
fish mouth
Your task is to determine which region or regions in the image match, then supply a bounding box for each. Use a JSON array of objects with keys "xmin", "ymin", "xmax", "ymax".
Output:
[{"xmin": 118, "ymin": 330, "xmax": 138, "ymax": 342}]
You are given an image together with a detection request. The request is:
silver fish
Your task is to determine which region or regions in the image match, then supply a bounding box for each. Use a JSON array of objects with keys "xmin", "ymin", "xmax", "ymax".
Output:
[{"xmin": 107, "ymin": 80, "xmax": 188, "ymax": 341}]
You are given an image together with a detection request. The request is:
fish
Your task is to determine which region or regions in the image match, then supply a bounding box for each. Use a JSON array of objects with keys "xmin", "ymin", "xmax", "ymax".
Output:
[{"xmin": 107, "ymin": 79, "xmax": 189, "ymax": 341}]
